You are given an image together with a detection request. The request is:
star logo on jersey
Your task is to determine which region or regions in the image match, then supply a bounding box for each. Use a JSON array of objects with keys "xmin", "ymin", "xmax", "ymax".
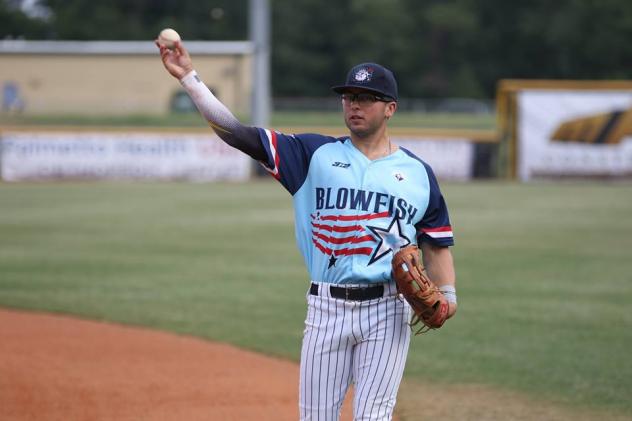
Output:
[
  {"xmin": 366, "ymin": 216, "xmax": 411, "ymax": 265},
  {"xmin": 328, "ymin": 253, "xmax": 338, "ymax": 268}
]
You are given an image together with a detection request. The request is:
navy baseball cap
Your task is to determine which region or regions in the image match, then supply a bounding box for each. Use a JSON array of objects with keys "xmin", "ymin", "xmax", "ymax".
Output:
[{"xmin": 332, "ymin": 62, "xmax": 398, "ymax": 102}]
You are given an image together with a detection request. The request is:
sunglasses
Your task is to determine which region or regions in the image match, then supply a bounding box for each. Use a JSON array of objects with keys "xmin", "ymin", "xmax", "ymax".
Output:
[{"xmin": 341, "ymin": 92, "xmax": 393, "ymax": 104}]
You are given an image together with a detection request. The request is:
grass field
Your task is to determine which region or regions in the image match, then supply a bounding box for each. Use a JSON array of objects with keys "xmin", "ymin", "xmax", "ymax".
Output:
[{"xmin": 1, "ymin": 180, "xmax": 631, "ymax": 417}]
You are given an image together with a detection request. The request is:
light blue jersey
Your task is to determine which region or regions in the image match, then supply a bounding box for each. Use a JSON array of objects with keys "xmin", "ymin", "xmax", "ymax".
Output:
[{"xmin": 259, "ymin": 129, "xmax": 454, "ymax": 285}]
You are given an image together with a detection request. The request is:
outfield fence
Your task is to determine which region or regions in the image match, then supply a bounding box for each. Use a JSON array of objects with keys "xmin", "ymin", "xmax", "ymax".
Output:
[{"xmin": 0, "ymin": 126, "xmax": 498, "ymax": 182}]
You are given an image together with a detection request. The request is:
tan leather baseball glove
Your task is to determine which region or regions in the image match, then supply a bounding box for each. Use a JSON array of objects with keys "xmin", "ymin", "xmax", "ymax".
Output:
[{"xmin": 391, "ymin": 245, "xmax": 449, "ymax": 334}]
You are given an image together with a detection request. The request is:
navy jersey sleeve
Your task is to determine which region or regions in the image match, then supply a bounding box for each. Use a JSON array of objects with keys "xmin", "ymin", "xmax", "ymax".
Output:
[
  {"xmin": 415, "ymin": 163, "xmax": 454, "ymax": 247},
  {"xmin": 257, "ymin": 128, "xmax": 341, "ymax": 195}
]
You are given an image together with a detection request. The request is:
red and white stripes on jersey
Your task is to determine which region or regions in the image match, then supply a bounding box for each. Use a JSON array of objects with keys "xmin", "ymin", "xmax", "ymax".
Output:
[{"xmin": 421, "ymin": 225, "xmax": 454, "ymax": 240}]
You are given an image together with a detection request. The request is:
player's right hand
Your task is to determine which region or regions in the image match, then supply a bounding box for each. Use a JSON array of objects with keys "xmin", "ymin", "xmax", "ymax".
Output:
[{"xmin": 156, "ymin": 40, "xmax": 194, "ymax": 80}]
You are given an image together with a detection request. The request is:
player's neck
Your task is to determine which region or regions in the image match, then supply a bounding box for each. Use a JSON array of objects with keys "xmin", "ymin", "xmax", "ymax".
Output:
[{"xmin": 349, "ymin": 129, "xmax": 396, "ymax": 160}]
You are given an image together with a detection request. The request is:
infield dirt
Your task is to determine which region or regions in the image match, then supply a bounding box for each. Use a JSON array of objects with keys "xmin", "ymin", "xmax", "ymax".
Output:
[
  {"xmin": 0, "ymin": 308, "xmax": 626, "ymax": 421},
  {"xmin": 0, "ymin": 308, "xmax": 354, "ymax": 420}
]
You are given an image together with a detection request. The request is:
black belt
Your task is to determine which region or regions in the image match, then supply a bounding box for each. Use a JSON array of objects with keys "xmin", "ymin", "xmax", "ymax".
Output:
[{"xmin": 310, "ymin": 282, "xmax": 384, "ymax": 301}]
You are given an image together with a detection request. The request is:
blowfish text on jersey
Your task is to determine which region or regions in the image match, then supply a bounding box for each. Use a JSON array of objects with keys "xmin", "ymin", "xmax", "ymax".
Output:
[{"xmin": 315, "ymin": 187, "xmax": 418, "ymax": 224}]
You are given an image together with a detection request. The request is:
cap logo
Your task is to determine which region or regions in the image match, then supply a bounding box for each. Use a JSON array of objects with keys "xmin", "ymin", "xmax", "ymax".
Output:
[{"xmin": 353, "ymin": 67, "xmax": 373, "ymax": 83}]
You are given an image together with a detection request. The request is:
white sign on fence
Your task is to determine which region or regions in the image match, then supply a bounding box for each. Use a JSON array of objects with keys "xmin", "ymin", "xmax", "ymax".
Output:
[
  {"xmin": 393, "ymin": 137, "xmax": 474, "ymax": 181},
  {"xmin": 517, "ymin": 90, "xmax": 632, "ymax": 180},
  {"xmin": 1, "ymin": 131, "xmax": 476, "ymax": 182},
  {"xmin": 0, "ymin": 131, "xmax": 251, "ymax": 182}
]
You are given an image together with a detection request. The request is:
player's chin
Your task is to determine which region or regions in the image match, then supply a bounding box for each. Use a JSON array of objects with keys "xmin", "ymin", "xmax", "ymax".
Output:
[{"xmin": 345, "ymin": 119, "xmax": 371, "ymax": 137}]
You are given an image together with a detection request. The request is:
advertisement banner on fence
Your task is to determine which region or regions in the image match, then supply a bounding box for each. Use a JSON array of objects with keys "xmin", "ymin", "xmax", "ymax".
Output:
[
  {"xmin": 393, "ymin": 137, "xmax": 473, "ymax": 181},
  {"xmin": 0, "ymin": 131, "xmax": 251, "ymax": 182},
  {"xmin": 517, "ymin": 90, "xmax": 632, "ymax": 180}
]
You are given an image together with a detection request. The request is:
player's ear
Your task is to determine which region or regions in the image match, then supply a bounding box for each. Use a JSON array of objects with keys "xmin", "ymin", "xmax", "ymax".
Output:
[{"xmin": 385, "ymin": 101, "xmax": 397, "ymax": 119}]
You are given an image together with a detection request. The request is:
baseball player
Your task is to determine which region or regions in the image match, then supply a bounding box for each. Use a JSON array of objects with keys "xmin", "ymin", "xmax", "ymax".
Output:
[{"xmin": 157, "ymin": 39, "xmax": 457, "ymax": 421}]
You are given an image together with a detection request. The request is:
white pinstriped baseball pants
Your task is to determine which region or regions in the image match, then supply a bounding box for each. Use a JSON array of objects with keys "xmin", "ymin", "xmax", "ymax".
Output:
[{"xmin": 299, "ymin": 282, "xmax": 412, "ymax": 421}]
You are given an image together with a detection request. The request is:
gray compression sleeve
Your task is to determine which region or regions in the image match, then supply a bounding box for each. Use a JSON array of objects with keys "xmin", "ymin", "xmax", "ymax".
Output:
[{"xmin": 180, "ymin": 71, "xmax": 266, "ymax": 161}]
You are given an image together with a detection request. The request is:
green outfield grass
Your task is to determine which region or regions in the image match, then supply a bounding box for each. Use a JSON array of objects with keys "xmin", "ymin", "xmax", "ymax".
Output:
[{"xmin": 1, "ymin": 180, "xmax": 630, "ymax": 416}]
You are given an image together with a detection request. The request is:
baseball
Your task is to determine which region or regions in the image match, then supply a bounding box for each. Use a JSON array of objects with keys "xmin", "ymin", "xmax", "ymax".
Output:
[{"xmin": 158, "ymin": 28, "xmax": 181, "ymax": 50}]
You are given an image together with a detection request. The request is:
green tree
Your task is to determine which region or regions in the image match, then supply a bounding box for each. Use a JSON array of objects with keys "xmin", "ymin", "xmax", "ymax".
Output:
[
  {"xmin": 3, "ymin": 0, "xmax": 632, "ymax": 98},
  {"xmin": 40, "ymin": 0, "xmax": 247, "ymax": 40},
  {"xmin": 0, "ymin": 0, "xmax": 50, "ymax": 38}
]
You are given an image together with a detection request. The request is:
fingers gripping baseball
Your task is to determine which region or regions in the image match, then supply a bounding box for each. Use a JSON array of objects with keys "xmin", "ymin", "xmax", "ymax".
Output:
[{"xmin": 156, "ymin": 40, "xmax": 193, "ymax": 80}]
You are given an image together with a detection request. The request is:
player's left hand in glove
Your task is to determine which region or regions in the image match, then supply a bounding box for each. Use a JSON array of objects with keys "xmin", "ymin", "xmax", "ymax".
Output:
[{"xmin": 391, "ymin": 245, "xmax": 449, "ymax": 334}]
